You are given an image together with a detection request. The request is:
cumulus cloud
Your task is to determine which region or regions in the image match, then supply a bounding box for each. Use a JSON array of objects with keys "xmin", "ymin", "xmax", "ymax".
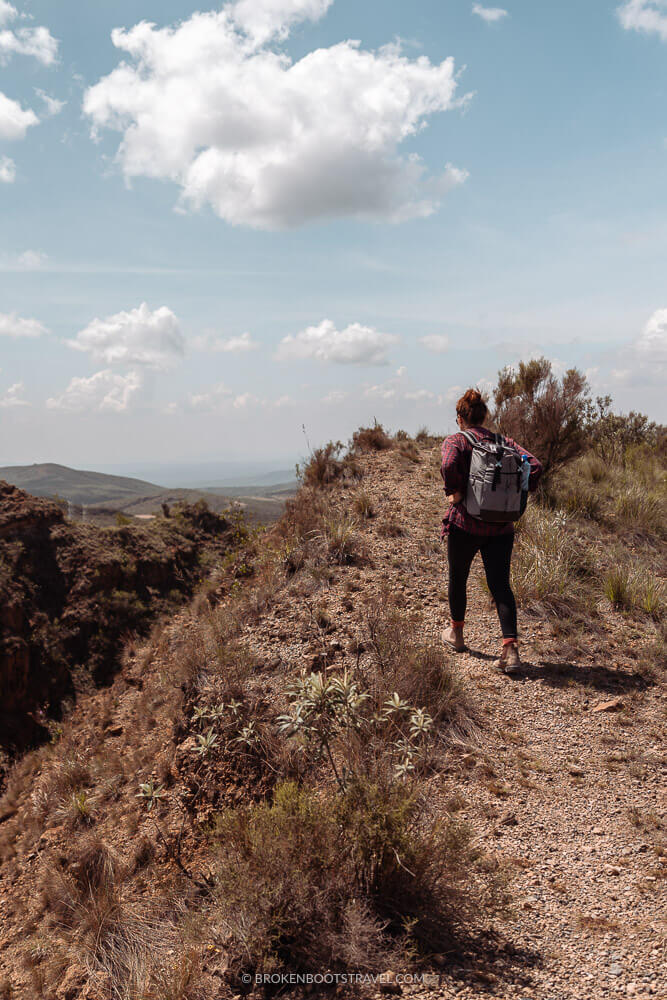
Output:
[
  {"xmin": 0, "ymin": 310, "xmax": 48, "ymax": 337},
  {"xmin": 618, "ymin": 0, "xmax": 667, "ymax": 40},
  {"xmin": 0, "ymin": 3, "xmax": 17, "ymax": 27},
  {"xmin": 67, "ymin": 303, "xmax": 184, "ymax": 370},
  {"xmin": 0, "ymin": 91, "xmax": 38, "ymax": 140},
  {"xmin": 0, "ymin": 2, "xmax": 58, "ymax": 65},
  {"xmin": 472, "ymin": 4, "xmax": 509, "ymax": 22},
  {"xmin": 46, "ymin": 370, "xmax": 143, "ymax": 412},
  {"xmin": 0, "ymin": 380, "xmax": 28, "ymax": 407},
  {"xmin": 0, "ymin": 155, "xmax": 15, "ymax": 182},
  {"xmin": 231, "ymin": 0, "xmax": 333, "ymax": 43},
  {"xmin": 612, "ymin": 308, "xmax": 667, "ymax": 385},
  {"xmin": 419, "ymin": 334, "xmax": 450, "ymax": 353},
  {"xmin": 276, "ymin": 319, "xmax": 398, "ymax": 365},
  {"xmin": 637, "ymin": 307, "xmax": 667, "ymax": 362},
  {"xmin": 83, "ymin": 2, "xmax": 468, "ymax": 229},
  {"xmin": 194, "ymin": 330, "xmax": 258, "ymax": 353}
]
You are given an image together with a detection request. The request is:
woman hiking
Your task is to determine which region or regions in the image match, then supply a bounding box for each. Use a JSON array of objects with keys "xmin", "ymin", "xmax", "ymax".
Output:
[{"xmin": 440, "ymin": 389, "xmax": 542, "ymax": 674}]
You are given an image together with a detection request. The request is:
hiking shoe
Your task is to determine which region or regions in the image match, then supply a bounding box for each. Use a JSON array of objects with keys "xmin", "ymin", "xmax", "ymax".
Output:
[
  {"xmin": 441, "ymin": 626, "xmax": 466, "ymax": 653},
  {"xmin": 495, "ymin": 642, "xmax": 521, "ymax": 675}
]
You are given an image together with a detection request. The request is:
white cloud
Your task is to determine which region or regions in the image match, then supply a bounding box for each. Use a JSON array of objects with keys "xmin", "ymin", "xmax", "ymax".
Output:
[
  {"xmin": 194, "ymin": 330, "xmax": 258, "ymax": 353},
  {"xmin": 364, "ymin": 376, "xmax": 437, "ymax": 403},
  {"xmin": 83, "ymin": 2, "xmax": 468, "ymax": 229},
  {"xmin": 608, "ymin": 309, "xmax": 667, "ymax": 387},
  {"xmin": 364, "ymin": 382, "xmax": 397, "ymax": 400},
  {"xmin": 276, "ymin": 319, "xmax": 398, "ymax": 365},
  {"xmin": 618, "ymin": 1, "xmax": 667, "ymax": 40},
  {"xmin": 67, "ymin": 303, "xmax": 184, "ymax": 370},
  {"xmin": 0, "ymin": 2, "xmax": 16, "ymax": 27},
  {"xmin": 0, "ymin": 2, "xmax": 58, "ymax": 66},
  {"xmin": 16, "ymin": 249, "xmax": 47, "ymax": 269},
  {"xmin": 323, "ymin": 389, "xmax": 348, "ymax": 404},
  {"xmin": 35, "ymin": 89, "xmax": 65, "ymax": 116},
  {"xmin": 0, "ymin": 380, "xmax": 28, "ymax": 408},
  {"xmin": 189, "ymin": 382, "xmax": 232, "ymax": 411},
  {"xmin": 472, "ymin": 4, "xmax": 509, "ymax": 23},
  {"xmin": 0, "ymin": 91, "xmax": 38, "ymax": 140},
  {"xmin": 0, "ymin": 310, "xmax": 48, "ymax": 338},
  {"xmin": 637, "ymin": 307, "xmax": 667, "ymax": 362},
  {"xmin": 46, "ymin": 370, "xmax": 143, "ymax": 413},
  {"xmin": 404, "ymin": 388, "xmax": 435, "ymax": 401},
  {"xmin": 419, "ymin": 333, "xmax": 450, "ymax": 353},
  {"xmin": 231, "ymin": 0, "xmax": 333, "ymax": 43},
  {"xmin": 0, "ymin": 155, "xmax": 15, "ymax": 182},
  {"xmin": 188, "ymin": 384, "xmax": 293, "ymax": 412},
  {"xmin": 233, "ymin": 391, "xmax": 260, "ymax": 408}
]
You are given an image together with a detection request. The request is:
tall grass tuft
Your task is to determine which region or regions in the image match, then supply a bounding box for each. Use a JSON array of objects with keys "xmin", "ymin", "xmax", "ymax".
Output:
[
  {"xmin": 615, "ymin": 489, "xmax": 665, "ymax": 537},
  {"xmin": 512, "ymin": 507, "xmax": 581, "ymax": 612}
]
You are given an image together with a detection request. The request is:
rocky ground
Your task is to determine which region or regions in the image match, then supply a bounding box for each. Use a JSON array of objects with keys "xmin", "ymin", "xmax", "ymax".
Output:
[{"xmin": 0, "ymin": 442, "xmax": 664, "ymax": 999}]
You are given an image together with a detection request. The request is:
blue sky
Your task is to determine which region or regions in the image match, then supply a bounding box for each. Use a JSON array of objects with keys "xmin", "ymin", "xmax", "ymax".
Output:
[{"xmin": 1, "ymin": 0, "xmax": 666, "ymax": 472}]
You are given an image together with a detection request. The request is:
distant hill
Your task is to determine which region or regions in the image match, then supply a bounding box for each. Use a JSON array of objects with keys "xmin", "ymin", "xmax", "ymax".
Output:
[
  {"xmin": 0, "ymin": 463, "xmax": 164, "ymax": 506},
  {"xmin": 0, "ymin": 462, "xmax": 295, "ymax": 525}
]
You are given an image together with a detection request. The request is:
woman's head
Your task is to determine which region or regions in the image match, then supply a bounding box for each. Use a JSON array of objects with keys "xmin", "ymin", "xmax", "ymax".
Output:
[{"xmin": 456, "ymin": 388, "xmax": 488, "ymax": 428}]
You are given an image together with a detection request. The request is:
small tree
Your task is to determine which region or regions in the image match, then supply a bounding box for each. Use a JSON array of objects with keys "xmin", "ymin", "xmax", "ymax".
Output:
[
  {"xmin": 585, "ymin": 395, "xmax": 662, "ymax": 465},
  {"xmin": 492, "ymin": 358, "xmax": 591, "ymax": 481}
]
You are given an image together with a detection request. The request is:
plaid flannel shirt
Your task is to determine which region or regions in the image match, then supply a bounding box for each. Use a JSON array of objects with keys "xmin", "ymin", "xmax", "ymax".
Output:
[{"xmin": 441, "ymin": 427, "xmax": 542, "ymax": 538}]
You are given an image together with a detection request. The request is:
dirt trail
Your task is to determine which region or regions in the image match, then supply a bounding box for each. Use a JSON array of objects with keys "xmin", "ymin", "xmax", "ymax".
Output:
[{"xmin": 242, "ymin": 445, "xmax": 666, "ymax": 1000}]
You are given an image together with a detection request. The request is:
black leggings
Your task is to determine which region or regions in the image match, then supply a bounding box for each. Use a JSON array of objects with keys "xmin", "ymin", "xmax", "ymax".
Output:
[{"xmin": 447, "ymin": 527, "xmax": 518, "ymax": 639}]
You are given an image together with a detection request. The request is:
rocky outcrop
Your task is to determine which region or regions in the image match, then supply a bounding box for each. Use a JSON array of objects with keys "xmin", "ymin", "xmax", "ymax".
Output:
[{"xmin": 0, "ymin": 482, "xmax": 236, "ymax": 754}]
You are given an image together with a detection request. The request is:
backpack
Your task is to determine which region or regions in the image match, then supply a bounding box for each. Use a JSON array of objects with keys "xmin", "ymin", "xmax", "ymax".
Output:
[{"xmin": 460, "ymin": 430, "xmax": 528, "ymax": 523}]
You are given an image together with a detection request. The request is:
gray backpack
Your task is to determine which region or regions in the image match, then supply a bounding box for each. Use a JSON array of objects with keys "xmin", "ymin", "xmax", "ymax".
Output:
[{"xmin": 460, "ymin": 430, "xmax": 528, "ymax": 523}]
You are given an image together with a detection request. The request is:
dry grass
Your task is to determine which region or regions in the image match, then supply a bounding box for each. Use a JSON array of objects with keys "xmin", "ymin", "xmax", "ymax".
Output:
[
  {"xmin": 351, "ymin": 422, "xmax": 393, "ymax": 453},
  {"xmin": 301, "ymin": 441, "xmax": 361, "ymax": 488},
  {"xmin": 39, "ymin": 836, "xmax": 204, "ymax": 1000}
]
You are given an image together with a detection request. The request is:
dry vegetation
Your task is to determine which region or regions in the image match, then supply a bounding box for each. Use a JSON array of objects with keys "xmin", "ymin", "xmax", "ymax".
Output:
[{"xmin": 0, "ymin": 364, "xmax": 664, "ymax": 999}]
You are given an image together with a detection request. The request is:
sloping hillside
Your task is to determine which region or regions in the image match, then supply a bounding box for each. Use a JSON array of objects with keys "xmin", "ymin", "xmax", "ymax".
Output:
[
  {"xmin": 0, "ymin": 463, "xmax": 164, "ymax": 505},
  {"xmin": 0, "ymin": 435, "xmax": 664, "ymax": 999},
  {"xmin": 0, "ymin": 482, "xmax": 244, "ymax": 757}
]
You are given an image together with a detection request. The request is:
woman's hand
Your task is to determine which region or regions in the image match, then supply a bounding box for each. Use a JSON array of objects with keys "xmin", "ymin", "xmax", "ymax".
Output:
[{"xmin": 446, "ymin": 492, "xmax": 463, "ymax": 506}]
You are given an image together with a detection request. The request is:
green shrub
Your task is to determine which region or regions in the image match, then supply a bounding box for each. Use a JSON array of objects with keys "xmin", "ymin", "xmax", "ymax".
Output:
[
  {"xmin": 587, "ymin": 395, "xmax": 662, "ymax": 466},
  {"xmin": 212, "ymin": 779, "xmax": 487, "ymax": 982},
  {"xmin": 492, "ymin": 357, "xmax": 591, "ymax": 481}
]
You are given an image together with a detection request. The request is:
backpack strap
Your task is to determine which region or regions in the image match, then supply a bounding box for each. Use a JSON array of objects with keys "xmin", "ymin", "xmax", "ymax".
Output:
[
  {"xmin": 492, "ymin": 432, "xmax": 504, "ymax": 490},
  {"xmin": 460, "ymin": 430, "xmax": 481, "ymax": 448}
]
